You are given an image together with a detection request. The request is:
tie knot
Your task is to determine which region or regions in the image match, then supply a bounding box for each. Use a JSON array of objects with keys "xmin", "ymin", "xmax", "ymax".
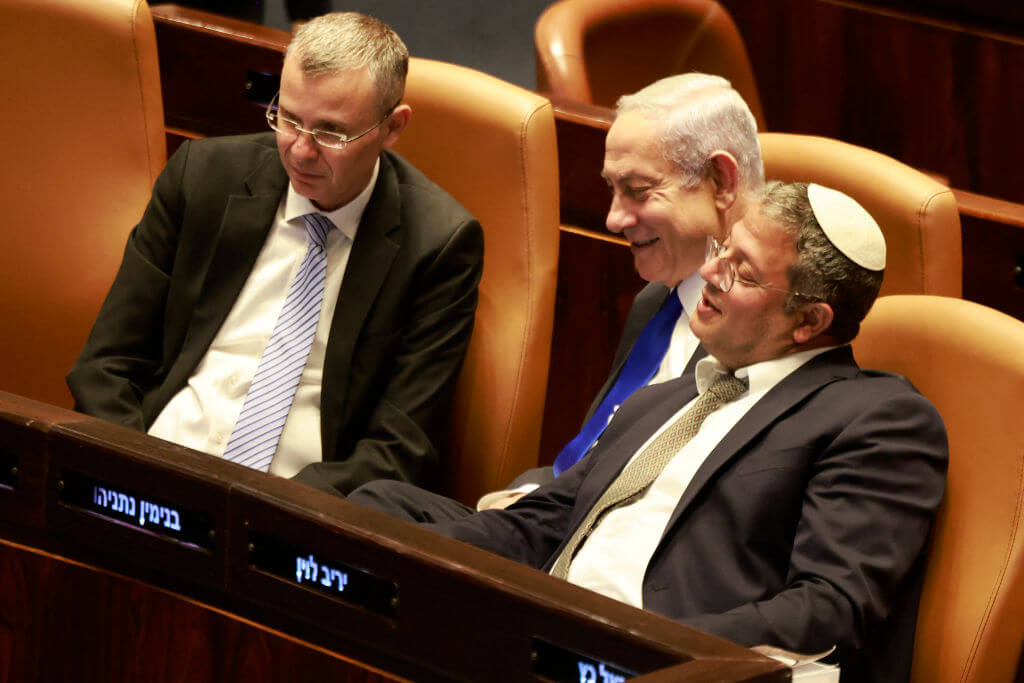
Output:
[
  {"xmin": 302, "ymin": 213, "xmax": 334, "ymax": 249},
  {"xmin": 706, "ymin": 373, "xmax": 748, "ymax": 404}
]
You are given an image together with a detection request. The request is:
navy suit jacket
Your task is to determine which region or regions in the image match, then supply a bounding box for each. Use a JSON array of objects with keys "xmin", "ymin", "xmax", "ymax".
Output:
[
  {"xmin": 68, "ymin": 133, "xmax": 484, "ymax": 495},
  {"xmin": 432, "ymin": 346, "xmax": 948, "ymax": 680}
]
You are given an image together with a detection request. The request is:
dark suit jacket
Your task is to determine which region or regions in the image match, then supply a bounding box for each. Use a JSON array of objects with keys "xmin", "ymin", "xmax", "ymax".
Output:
[
  {"xmin": 68, "ymin": 133, "xmax": 484, "ymax": 495},
  {"xmin": 431, "ymin": 346, "xmax": 948, "ymax": 680},
  {"xmin": 509, "ymin": 282, "xmax": 706, "ymax": 490}
]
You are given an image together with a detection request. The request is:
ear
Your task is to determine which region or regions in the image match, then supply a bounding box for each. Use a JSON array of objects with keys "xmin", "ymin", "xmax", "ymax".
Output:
[
  {"xmin": 792, "ymin": 302, "xmax": 834, "ymax": 345},
  {"xmin": 707, "ymin": 151, "xmax": 740, "ymax": 212},
  {"xmin": 380, "ymin": 103, "xmax": 412, "ymax": 149}
]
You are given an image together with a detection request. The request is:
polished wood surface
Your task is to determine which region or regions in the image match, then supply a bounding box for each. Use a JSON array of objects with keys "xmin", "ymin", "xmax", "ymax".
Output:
[
  {"xmin": 0, "ymin": 391, "xmax": 787, "ymax": 682},
  {"xmin": 720, "ymin": 0, "xmax": 1024, "ymax": 206},
  {"xmin": 152, "ymin": 3, "xmax": 289, "ymax": 139},
  {"xmin": 0, "ymin": 541, "xmax": 390, "ymax": 682},
  {"xmin": 538, "ymin": 229, "xmax": 644, "ymax": 466}
]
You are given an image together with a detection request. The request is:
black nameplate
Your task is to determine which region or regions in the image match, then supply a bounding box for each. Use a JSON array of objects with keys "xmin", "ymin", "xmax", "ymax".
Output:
[
  {"xmin": 248, "ymin": 531, "xmax": 397, "ymax": 618},
  {"xmin": 0, "ymin": 449, "xmax": 16, "ymax": 489},
  {"xmin": 57, "ymin": 469, "xmax": 215, "ymax": 550},
  {"xmin": 531, "ymin": 637, "xmax": 636, "ymax": 683}
]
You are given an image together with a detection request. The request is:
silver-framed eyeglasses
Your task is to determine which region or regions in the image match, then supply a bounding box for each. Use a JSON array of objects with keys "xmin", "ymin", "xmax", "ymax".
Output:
[
  {"xmin": 707, "ymin": 239, "xmax": 820, "ymax": 300},
  {"xmin": 265, "ymin": 92, "xmax": 399, "ymax": 149}
]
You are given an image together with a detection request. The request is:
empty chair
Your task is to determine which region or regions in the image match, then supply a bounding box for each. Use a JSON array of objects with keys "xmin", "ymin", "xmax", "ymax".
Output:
[
  {"xmin": 760, "ymin": 133, "xmax": 962, "ymax": 298},
  {"xmin": 394, "ymin": 59, "xmax": 560, "ymax": 503},
  {"xmin": 851, "ymin": 295, "xmax": 1024, "ymax": 682},
  {"xmin": 535, "ymin": 0, "xmax": 764, "ymax": 128},
  {"xmin": 0, "ymin": 0, "xmax": 166, "ymax": 408}
]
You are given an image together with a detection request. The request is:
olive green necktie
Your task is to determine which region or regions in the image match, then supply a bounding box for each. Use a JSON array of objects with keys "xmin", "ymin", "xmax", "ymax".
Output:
[{"xmin": 549, "ymin": 373, "xmax": 748, "ymax": 579}]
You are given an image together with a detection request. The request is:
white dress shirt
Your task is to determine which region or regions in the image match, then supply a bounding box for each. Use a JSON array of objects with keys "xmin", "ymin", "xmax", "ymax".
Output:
[
  {"xmin": 148, "ymin": 160, "xmax": 379, "ymax": 476},
  {"xmin": 564, "ymin": 346, "xmax": 837, "ymax": 607}
]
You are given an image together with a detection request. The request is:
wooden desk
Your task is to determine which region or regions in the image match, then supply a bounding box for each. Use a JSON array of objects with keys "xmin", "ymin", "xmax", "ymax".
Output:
[{"xmin": 0, "ymin": 391, "xmax": 787, "ymax": 682}]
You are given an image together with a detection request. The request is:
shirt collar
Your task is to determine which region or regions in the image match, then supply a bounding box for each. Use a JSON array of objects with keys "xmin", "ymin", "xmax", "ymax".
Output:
[
  {"xmin": 695, "ymin": 345, "xmax": 842, "ymax": 396},
  {"xmin": 283, "ymin": 157, "xmax": 380, "ymax": 242},
  {"xmin": 675, "ymin": 271, "xmax": 705, "ymax": 319}
]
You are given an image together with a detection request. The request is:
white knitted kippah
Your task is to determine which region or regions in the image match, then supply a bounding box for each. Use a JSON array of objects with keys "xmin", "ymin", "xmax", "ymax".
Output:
[{"xmin": 807, "ymin": 184, "xmax": 886, "ymax": 271}]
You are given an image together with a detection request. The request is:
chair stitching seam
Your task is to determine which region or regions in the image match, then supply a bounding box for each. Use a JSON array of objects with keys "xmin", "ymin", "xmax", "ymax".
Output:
[
  {"xmin": 961, "ymin": 445, "xmax": 1024, "ymax": 681},
  {"xmin": 130, "ymin": 0, "xmax": 159, "ymax": 182},
  {"xmin": 496, "ymin": 99, "xmax": 552, "ymax": 480},
  {"xmin": 915, "ymin": 189, "xmax": 947, "ymax": 294}
]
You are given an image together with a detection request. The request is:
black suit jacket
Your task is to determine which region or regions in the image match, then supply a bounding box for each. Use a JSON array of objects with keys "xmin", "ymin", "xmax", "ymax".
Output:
[
  {"xmin": 68, "ymin": 133, "xmax": 484, "ymax": 495},
  {"xmin": 432, "ymin": 346, "xmax": 948, "ymax": 680}
]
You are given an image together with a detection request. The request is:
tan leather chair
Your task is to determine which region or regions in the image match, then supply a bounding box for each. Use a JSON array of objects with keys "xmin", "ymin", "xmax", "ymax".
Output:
[
  {"xmin": 534, "ymin": 0, "xmax": 765, "ymax": 129},
  {"xmin": 394, "ymin": 59, "xmax": 560, "ymax": 504},
  {"xmin": 851, "ymin": 295, "xmax": 1024, "ymax": 682},
  {"xmin": 761, "ymin": 133, "xmax": 962, "ymax": 298},
  {"xmin": 0, "ymin": 0, "xmax": 166, "ymax": 408}
]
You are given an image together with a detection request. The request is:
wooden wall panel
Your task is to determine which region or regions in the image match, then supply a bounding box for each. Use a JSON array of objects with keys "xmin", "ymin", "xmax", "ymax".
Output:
[
  {"xmin": 0, "ymin": 542, "xmax": 390, "ymax": 683},
  {"xmin": 538, "ymin": 230, "xmax": 644, "ymax": 465},
  {"xmin": 719, "ymin": 0, "xmax": 1024, "ymax": 206}
]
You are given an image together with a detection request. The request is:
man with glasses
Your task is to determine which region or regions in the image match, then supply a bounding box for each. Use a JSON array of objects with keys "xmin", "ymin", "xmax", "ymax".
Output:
[
  {"xmin": 425, "ymin": 182, "xmax": 948, "ymax": 682},
  {"xmin": 68, "ymin": 13, "xmax": 483, "ymax": 496},
  {"xmin": 350, "ymin": 72, "xmax": 763, "ymax": 520}
]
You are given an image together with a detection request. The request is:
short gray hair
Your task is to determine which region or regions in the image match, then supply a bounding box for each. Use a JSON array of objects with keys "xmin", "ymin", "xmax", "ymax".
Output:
[
  {"xmin": 616, "ymin": 73, "xmax": 764, "ymax": 193},
  {"xmin": 758, "ymin": 181, "xmax": 884, "ymax": 343},
  {"xmin": 286, "ymin": 12, "xmax": 408, "ymax": 117}
]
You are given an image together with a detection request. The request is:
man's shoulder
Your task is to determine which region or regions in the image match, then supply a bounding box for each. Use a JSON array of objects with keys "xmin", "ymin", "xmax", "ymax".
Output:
[{"xmin": 805, "ymin": 349, "xmax": 940, "ymax": 417}]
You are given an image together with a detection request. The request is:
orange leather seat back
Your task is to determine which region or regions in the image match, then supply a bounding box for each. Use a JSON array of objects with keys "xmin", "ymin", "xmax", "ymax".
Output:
[
  {"xmin": 761, "ymin": 133, "xmax": 962, "ymax": 298},
  {"xmin": 535, "ymin": 0, "xmax": 764, "ymax": 129},
  {"xmin": 0, "ymin": 0, "xmax": 166, "ymax": 408},
  {"xmin": 852, "ymin": 295, "xmax": 1024, "ymax": 682},
  {"xmin": 394, "ymin": 58, "xmax": 560, "ymax": 503}
]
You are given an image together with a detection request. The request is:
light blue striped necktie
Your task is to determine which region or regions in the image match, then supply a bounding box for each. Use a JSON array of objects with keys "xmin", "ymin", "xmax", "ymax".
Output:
[{"xmin": 223, "ymin": 213, "xmax": 332, "ymax": 472}]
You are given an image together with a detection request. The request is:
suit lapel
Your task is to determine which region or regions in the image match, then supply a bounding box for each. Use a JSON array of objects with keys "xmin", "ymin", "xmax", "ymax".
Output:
[
  {"xmin": 662, "ymin": 346, "xmax": 860, "ymax": 533},
  {"xmin": 320, "ymin": 154, "xmax": 402, "ymax": 461},
  {"xmin": 567, "ymin": 375, "xmax": 699, "ymax": 530},
  {"xmin": 172, "ymin": 149, "xmax": 288, "ymax": 388}
]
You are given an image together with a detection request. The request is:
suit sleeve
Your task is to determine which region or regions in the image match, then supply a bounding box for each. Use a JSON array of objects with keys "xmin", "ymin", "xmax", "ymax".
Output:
[
  {"xmin": 681, "ymin": 389, "xmax": 948, "ymax": 656},
  {"xmin": 66, "ymin": 142, "xmax": 190, "ymax": 429},
  {"xmin": 293, "ymin": 215, "xmax": 484, "ymax": 495},
  {"xmin": 423, "ymin": 451, "xmax": 597, "ymax": 568}
]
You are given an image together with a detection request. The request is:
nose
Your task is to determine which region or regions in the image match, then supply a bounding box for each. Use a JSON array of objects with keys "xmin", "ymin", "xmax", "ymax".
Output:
[
  {"xmin": 289, "ymin": 130, "xmax": 319, "ymax": 160},
  {"xmin": 699, "ymin": 257, "xmax": 723, "ymax": 291},
  {"xmin": 605, "ymin": 193, "xmax": 635, "ymax": 234}
]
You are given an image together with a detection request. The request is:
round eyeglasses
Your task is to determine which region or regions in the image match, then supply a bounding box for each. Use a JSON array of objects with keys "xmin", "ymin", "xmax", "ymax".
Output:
[
  {"xmin": 707, "ymin": 239, "xmax": 820, "ymax": 300},
  {"xmin": 265, "ymin": 92, "xmax": 399, "ymax": 149}
]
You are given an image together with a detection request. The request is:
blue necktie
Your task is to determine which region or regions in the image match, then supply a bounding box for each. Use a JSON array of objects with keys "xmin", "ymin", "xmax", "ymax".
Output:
[
  {"xmin": 223, "ymin": 213, "xmax": 332, "ymax": 472},
  {"xmin": 552, "ymin": 290, "xmax": 683, "ymax": 476}
]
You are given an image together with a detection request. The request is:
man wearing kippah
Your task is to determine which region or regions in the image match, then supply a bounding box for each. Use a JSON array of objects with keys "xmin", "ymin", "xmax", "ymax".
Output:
[{"xmin": 427, "ymin": 182, "xmax": 948, "ymax": 682}]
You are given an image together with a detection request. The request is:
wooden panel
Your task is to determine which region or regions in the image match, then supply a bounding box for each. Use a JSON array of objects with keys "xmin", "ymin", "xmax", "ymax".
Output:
[
  {"xmin": 0, "ymin": 391, "xmax": 787, "ymax": 682},
  {"xmin": 151, "ymin": 3, "xmax": 288, "ymax": 138},
  {"xmin": 0, "ymin": 541, "xmax": 392, "ymax": 683},
  {"xmin": 719, "ymin": 0, "xmax": 1024, "ymax": 206},
  {"xmin": 538, "ymin": 229, "xmax": 644, "ymax": 465}
]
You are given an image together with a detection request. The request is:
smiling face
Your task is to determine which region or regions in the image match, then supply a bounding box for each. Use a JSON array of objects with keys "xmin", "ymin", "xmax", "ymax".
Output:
[
  {"xmin": 602, "ymin": 111, "xmax": 723, "ymax": 287},
  {"xmin": 690, "ymin": 209, "xmax": 807, "ymax": 370},
  {"xmin": 276, "ymin": 54, "xmax": 405, "ymax": 211}
]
